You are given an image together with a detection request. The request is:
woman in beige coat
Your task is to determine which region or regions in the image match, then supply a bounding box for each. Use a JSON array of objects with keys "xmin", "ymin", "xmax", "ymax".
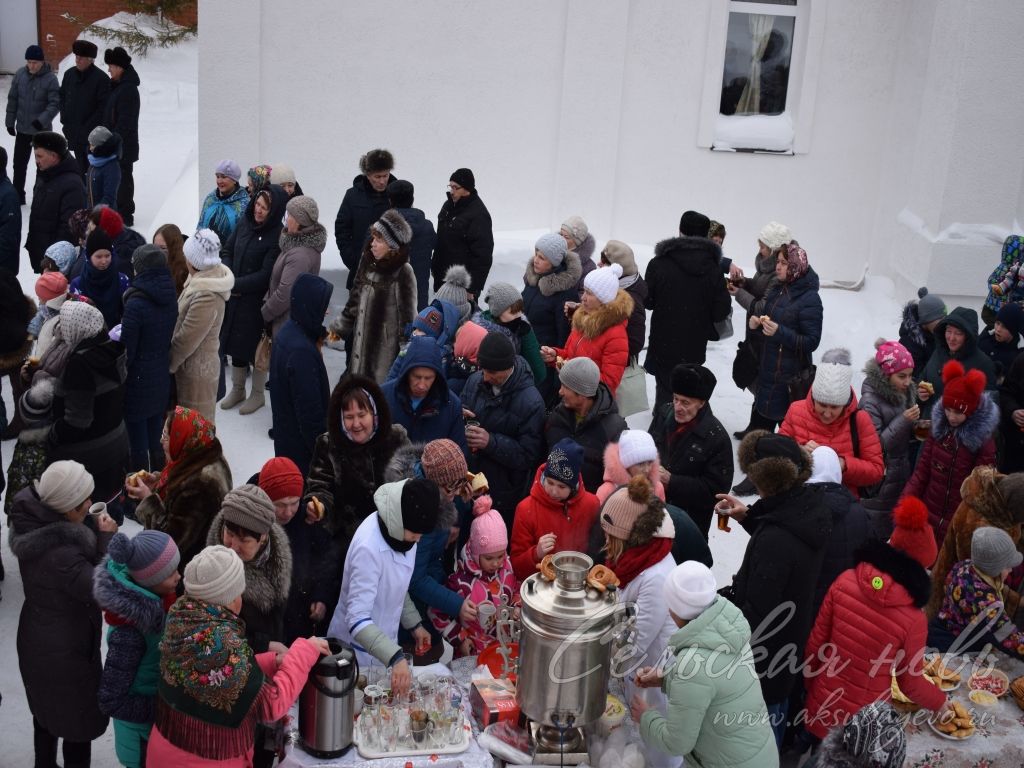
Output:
[{"xmin": 170, "ymin": 229, "xmax": 235, "ymax": 421}]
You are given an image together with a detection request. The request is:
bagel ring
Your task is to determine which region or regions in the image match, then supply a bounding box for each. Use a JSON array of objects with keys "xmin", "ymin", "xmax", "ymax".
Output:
[
  {"xmin": 538, "ymin": 554, "xmax": 557, "ymax": 581},
  {"xmin": 587, "ymin": 564, "xmax": 620, "ymax": 592}
]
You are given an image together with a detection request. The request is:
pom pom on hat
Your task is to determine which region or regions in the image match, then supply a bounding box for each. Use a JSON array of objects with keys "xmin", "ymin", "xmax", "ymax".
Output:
[
  {"xmin": 286, "ymin": 195, "xmax": 319, "ymax": 228},
  {"xmin": 469, "ymin": 495, "xmax": 508, "ymax": 557},
  {"xmin": 873, "ymin": 339, "xmax": 914, "ymax": 376},
  {"xmin": 184, "ymin": 545, "xmax": 246, "ymax": 607},
  {"xmin": 915, "ymin": 287, "xmax": 947, "ymax": 325},
  {"xmin": 889, "ymin": 496, "xmax": 937, "ymax": 568},
  {"xmin": 97, "ymin": 206, "xmax": 124, "ymax": 238},
  {"xmin": 535, "ymin": 233, "xmax": 567, "ymax": 268},
  {"xmin": 258, "ymin": 457, "xmax": 304, "ymax": 502},
  {"xmin": 941, "ymin": 360, "xmax": 986, "ymax": 416},
  {"xmin": 616, "ymin": 430, "xmax": 658, "ymax": 470},
  {"xmin": 35, "ymin": 460, "xmax": 94, "ymax": 513},
  {"xmin": 757, "ymin": 221, "xmax": 792, "ymax": 252},
  {"xmin": 372, "ymin": 209, "xmax": 413, "ymax": 250},
  {"xmin": 108, "ymin": 530, "xmax": 180, "ymax": 588},
  {"xmin": 214, "ymin": 159, "xmax": 241, "ymax": 182},
  {"xmin": 434, "ymin": 265, "xmax": 472, "ymax": 323},
  {"xmin": 183, "ymin": 228, "xmax": 222, "ymax": 271},
  {"xmin": 559, "ymin": 356, "xmax": 600, "ymax": 397},
  {"xmin": 663, "ymin": 561, "xmax": 717, "ymax": 620},
  {"xmin": 584, "ymin": 263, "xmax": 622, "ymax": 304},
  {"xmin": 811, "ymin": 347, "xmax": 853, "ymax": 406}
]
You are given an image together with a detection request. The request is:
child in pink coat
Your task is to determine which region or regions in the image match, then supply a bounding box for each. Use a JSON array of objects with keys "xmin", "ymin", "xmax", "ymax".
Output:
[{"xmin": 429, "ymin": 496, "xmax": 519, "ymax": 657}]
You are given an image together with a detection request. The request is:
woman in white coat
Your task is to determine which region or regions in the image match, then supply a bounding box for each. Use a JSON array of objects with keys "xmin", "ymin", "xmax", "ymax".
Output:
[
  {"xmin": 600, "ymin": 475, "xmax": 681, "ymax": 768},
  {"xmin": 326, "ymin": 478, "xmax": 438, "ymax": 696}
]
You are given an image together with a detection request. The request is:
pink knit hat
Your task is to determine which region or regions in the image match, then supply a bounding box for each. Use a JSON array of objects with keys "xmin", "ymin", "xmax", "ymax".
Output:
[
  {"xmin": 874, "ymin": 339, "xmax": 915, "ymax": 376},
  {"xmin": 469, "ymin": 495, "xmax": 508, "ymax": 557}
]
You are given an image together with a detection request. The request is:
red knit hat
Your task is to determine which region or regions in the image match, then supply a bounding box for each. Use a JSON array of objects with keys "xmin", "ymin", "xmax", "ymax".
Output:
[
  {"xmin": 97, "ymin": 206, "xmax": 124, "ymax": 238},
  {"xmin": 35, "ymin": 271, "xmax": 68, "ymax": 302},
  {"xmin": 889, "ymin": 496, "xmax": 937, "ymax": 568},
  {"xmin": 941, "ymin": 360, "xmax": 986, "ymax": 416},
  {"xmin": 258, "ymin": 457, "xmax": 304, "ymax": 501}
]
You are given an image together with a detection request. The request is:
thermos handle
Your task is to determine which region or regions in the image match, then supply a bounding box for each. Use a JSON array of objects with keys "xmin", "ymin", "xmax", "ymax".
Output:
[{"xmin": 310, "ymin": 641, "xmax": 361, "ymax": 698}]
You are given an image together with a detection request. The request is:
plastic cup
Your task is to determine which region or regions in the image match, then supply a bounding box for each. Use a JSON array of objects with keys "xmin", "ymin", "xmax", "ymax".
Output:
[{"xmin": 477, "ymin": 601, "xmax": 496, "ymax": 629}]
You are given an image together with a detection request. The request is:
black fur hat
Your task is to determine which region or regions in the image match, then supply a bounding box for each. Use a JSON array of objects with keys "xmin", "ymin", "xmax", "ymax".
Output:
[
  {"xmin": 32, "ymin": 131, "xmax": 67, "ymax": 157},
  {"xmin": 359, "ymin": 148, "xmax": 394, "ymax": 174},
  {"xmin": 104, "ymin": 46, "xmax": 132, "ymax": 68},
  {"xmin": 671, "ymin": 363, "xmax": 717, "ymax": 400},
  {"xmin": 738, "ymin": 430, "xmax": 813, "ymax": 497},
  {"xmin": 71, "ymin": 40, "xmax": 98, "ymax": 58}
]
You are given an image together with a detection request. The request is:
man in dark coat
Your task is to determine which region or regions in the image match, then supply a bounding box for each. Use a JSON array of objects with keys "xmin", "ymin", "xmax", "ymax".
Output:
[
  {"xmin": 59, "ymin": 40, "xmax": 110, "ymax": 177},
  {"xmin": 0, "ymin": 147, "xmax": 21, "ymax": 274},
  {"xmin": 25, "ymin": 131, "xmax": 86, "ymax": 273},
  {"xmin": 898, "ymin": 287, "xmax": 946, "ymax": 377},
  {"xmin": 270, "ymin": 273, "xmax": 334, "ymax": 475},
  {"xmin": 382, "ymin": 335, "xmax": 468, "ymax": 453},
  {"xmin": 334, "ymin": 148, "xmax": 395, "ymax": 289},
  {"xmin": 545, "ymin": 357, "xmax": 627, "ymax": 494},
  {"xmin": 5, "ymin": 44, "xmax": 60, "ymax": 205},
  {"xmin": 102, "ymin": 47, "xmax": 140, "ymax": 225},
  {"xmin": 431, "ymin": 168, "xmax": 494, "ymax": 298},
  {"xmin": 460, "ymin": 332, "xmax": 546, "ymax": 525},
  {"xmin": 388, "ymin": 179, "xmax": 437, "ymax": 310},
  {"xmin": 918, "ymin": 305, "xmax": 997, "ymax": 402},
  {"xmin": 644, "ymin": 210, "xmax": 731, "ymax": 416},
  {"xmin": 650, "ymin": 363, "xmax": 733, "ymax": 538}
]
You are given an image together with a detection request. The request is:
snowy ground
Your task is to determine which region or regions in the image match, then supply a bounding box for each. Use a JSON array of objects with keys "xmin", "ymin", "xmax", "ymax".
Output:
[{"xmin": 0, "ymin": 17, "xmax": 910, "ymax": 765}]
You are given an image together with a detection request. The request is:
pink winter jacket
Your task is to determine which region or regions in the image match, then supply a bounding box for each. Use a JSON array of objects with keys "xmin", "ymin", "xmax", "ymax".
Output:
[{"xmin": 596, "ymin": 441, "xmax": 666, "ymax": 504}]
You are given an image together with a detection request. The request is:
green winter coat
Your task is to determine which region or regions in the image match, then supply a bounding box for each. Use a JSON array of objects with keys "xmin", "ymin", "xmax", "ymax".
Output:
[{"xmin": 640, "ymin": 596, "xmax": 778, "ymax": 768}]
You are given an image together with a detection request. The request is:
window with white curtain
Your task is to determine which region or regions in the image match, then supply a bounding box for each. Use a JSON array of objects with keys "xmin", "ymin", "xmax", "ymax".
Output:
[{"xmin": 720, "ymin": 4, "xmax": 795, "ymax": 116}]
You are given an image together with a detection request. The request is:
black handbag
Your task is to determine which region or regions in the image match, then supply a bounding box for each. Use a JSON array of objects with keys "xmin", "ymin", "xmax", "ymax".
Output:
[
  {"xmin": 787, "ymin": 364, "xmax": 816, "ymax": 403},
  {"xmin": 732, "ymin": 340, "xmax": 760, "ymax": 390}
]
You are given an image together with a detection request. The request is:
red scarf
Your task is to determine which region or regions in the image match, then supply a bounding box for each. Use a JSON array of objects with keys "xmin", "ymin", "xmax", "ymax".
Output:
[
  {"xmin": 667, "ymin": 418, "xmax": 698, "ymax": 449},
  {"xmin": 154, "ymin": 406, "xmax": 216, "ymax": 500},
  {"xmin": 611, "ymin": 537, "xmax": 674, "ymax": 588}
]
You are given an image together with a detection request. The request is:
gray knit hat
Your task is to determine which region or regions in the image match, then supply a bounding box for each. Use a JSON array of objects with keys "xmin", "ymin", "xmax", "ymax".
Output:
[
  {"xmin": 184, "ymin": 545, "xmax": 246, "ymax": 607},
  {"xmin": 559, "ymin": 357, "xmax": 600, "ymax": 397},
  {"xmin": 131, "ymin": 244, "xmax": 167, "ymax": 275},
  {"xmin": 286, "ymin": 195, "xmax": 319, "ymax": 228},
  {"xmin": 88, "ymin": 126, "xmax": 112, "ymax": 147},
  {"xmin": 535, "ymin": 233, "xmax": 567, "ymax": 268},
  {"xmin": 434, "ymin": 265, "xmax": 472, "ymax": 322},
  {"xmin": 841, "ymin": 702, "xmax": 906, "ymax": 768},
  {"xmin": 916, "ymin": 287, "xmax": 947, "ymax": 325},
  {"xmin": 484, "ymin": 282, "xmax": 522, "ymax": 318},
  {"xmin": 601, "ymin": 240, "xmax": 637, "ymax": 277},
  {"xmin": 971, "ymin": 526, "xmax": 1023, "ymax": 576},
  {"xmin": 221, "ymin": 484, "xmax": 276, "ymax": 536},
  {"xmin": 35, "ymin": 460, "xmax": 94, "ymax": 513},
  {"xmin": 371, "ymin": 209, "xmax": 413, "ymax": 250}
]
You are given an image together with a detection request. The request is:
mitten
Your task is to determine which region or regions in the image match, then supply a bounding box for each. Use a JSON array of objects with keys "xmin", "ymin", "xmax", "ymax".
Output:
[
  {"xmin": 31, "ymin": 120, "xmax": 43, "ymax": 131},
  {"xmin": 5, "ymin": 126, "xmax": 14, "ymax": 137}
]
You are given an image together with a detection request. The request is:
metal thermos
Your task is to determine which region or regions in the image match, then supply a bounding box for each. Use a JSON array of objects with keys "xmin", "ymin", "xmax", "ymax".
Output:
[
  {"xmin": 516, "ymin": 551, "xmax": 630, "ymax": 729},
  {"xmin": 299, "ymin": 638, "xmax": 359, "ymax": 758}
]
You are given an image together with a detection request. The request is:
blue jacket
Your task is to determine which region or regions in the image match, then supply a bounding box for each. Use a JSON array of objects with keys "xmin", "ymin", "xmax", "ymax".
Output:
[
  {"xmin": 754, "ymin": 267, "xmax": 823, "ymax": 421},
  {"xmin": 120, "ymin": 266, "xmax": 177, "ymax": 421},
  {"xmin": 459, "ymin": 357, "xmax": 547, "ymax": 517},
  {"xmin": 395, "ymin": 206, "xmax": 437, "ymax": 310},
  {"xmin": 385, "ymin": 298, "xmax": 461, "ymax": 383},
  {"xmin": 270, "ymin": 273, "xmax": 334, "ymax": 475},
  {"xmin": 0, "ymin": 171, "xmax": 20, "ymax": 274},
  {"xmin": 87, "ymin": 152, "xmax": 121, "ymax": 209},
  {"xmin": 382, "ymin": 335, "xmax": 468, "ymax": 453}
]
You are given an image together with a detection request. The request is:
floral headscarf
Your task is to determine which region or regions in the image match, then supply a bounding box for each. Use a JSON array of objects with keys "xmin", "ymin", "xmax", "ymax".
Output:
[
  {"xmin": 155, "ymin": 406, "xmax": 217, "ymax": 499},
  {"xmin": 782, "ymin": 242, "xmax": 809, "ymax": 283}
]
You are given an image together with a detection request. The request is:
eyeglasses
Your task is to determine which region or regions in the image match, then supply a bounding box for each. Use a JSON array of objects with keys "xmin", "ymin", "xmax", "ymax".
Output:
[{"xmin": 448, "ymin": 183, "xmax": 463, "ymax": 191}]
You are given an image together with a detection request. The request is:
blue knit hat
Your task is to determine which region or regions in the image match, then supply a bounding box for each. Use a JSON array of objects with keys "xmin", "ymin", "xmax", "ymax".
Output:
[
  {"xmin": 108, "ymin": 531, "xmax": 180, "ymax": 588},
  {"xmin": 543, "ymin": 438, "xmax": 584, "ymax": 490},
  {"xmin": 412, "ymin": 306, "xmax": 444, "ymax": 338}
]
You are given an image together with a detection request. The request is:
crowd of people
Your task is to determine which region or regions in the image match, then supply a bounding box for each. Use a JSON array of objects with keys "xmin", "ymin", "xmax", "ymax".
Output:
[{"xmin": 2, "ymin": 39, "xmax": 1024, "ymax": 768}]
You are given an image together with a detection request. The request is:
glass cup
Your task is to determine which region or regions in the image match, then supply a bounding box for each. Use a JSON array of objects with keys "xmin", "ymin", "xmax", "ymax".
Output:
[
  {"xmin": 447, "ymin": 708, "xmax": 464, "ymax": 745},
  {"xmin": 477, "ymin": 601, "xmax": 497, "ymax": 629},
  {"xmin": 914, "ymin": 419, "xmax": 932, "ymax": 441},
  {"xmin": 409, "ymin": 711, "xmax": 432, "ymax": 745}
]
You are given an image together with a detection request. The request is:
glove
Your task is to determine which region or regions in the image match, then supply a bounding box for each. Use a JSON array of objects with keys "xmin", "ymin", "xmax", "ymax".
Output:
[
  {"xmin": 5, "ymin": 126, "xmax": 14, "ymax": 137},
  {"xmin": 31, "ymin": 120, "xmax": 43, "ymax": 131}
]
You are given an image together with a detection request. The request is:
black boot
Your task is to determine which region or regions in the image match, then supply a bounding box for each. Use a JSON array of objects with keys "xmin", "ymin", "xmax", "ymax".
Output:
[{"xmin": 732, "ymin": 476, "xmax": 757, "ymax": 496}]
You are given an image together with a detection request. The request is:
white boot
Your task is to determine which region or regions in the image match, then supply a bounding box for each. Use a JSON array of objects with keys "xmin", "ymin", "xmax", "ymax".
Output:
[
  {"xmin": 239, "ymin": 368, "xmax": 268, "ymax": 415},
  {"xmin": 220, "ymin": 365, "xmax": 248, "ymax": 409}
]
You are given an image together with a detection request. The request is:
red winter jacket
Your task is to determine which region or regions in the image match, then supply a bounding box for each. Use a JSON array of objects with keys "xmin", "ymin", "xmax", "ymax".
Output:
[
  {"xmin": 510, "ymin": 465, "xmax": 601, "ymax": 582},
  {"xmin": 803, "ymin": 541, "xmax": 945, "ymax": 738},
  {"xmin": 780, "ymin": 390, "xmax": 884, "ymax": 498},
  {"xmin": 552, "ymin": 289, "xmax": 632, "ymax": 395}
]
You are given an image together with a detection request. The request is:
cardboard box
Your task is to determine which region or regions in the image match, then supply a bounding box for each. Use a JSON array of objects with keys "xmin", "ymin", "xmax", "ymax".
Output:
[{"xmin": 470, "ymin": 678, "xmax": 520, "ymax": 727}]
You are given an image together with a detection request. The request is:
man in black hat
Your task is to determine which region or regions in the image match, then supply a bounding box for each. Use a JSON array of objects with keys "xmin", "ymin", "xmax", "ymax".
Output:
[
  {"xmin": 334, "ymin": 148, "xmax": 397, "ymax": 289},
  {"xmin": 59, "ymin": 39, "xmax": 110, "ymax": 177},
  {"xmin": 431, "ymin": 167, "xmax": 494, "ymax": 299},
  {"xmin": 25, "ymin": 132, "xmax": 86, "ymax": 273},
  {"xmin": 5, "ymin": 45, "xmax": 60, "ymax": 205},
  {"xmin": 103, "ymin": 47, "xmax": 140, "ymax": 225}
]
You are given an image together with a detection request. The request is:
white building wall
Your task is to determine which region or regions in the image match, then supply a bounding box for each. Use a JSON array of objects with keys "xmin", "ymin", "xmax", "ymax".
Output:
[{"xmin": 198, "ymin": 0, "xmax": 1024, "ymax": 303}]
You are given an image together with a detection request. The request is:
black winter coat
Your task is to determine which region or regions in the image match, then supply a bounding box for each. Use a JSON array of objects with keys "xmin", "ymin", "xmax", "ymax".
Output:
[
  {"xmin": 545, "ymin": 383, "xmax": 627, "ymax": 495},
  {"xmin": 808, "ymin": 481, "xmax": 869, "ymax": 614},
  {"xmin": 730, "ymin": 483, "xmax": 832, "ymax": 704},
  {"xmin": 622, "ymin": 275, "xmax": 648, "ymax": 361},
  {"xmin": 919, "ymin": 306, "xmax": 997, "ymax": 400},
  {"xmin": 112, "ymin": 227, "xmax": 146, "ymax": 281},
  {"xmin": 523, "ymin": 252, "xmax": 582, "ymax": 348},
  {"xmin": 120, "ymin": 266, "xmax": 177, "ymax": 421},
  {"xmin": 1000, "ymin": 352, "xmax": 1024, "ymax": 473},
  {"xmin": 334, "ymin": 173, "xmax": 394, "ymax": 272},
  {"xmin": 432, "ymin": 191, "xmax": 494, "ymax": 295},
  {"xmin": 103, "ymin": 65, "xmax": 140, "ymax": 162},
  {"xmin": 899, "ymin": 300, "xmax": 935, "ymax": 377},
  {"xmin": 59, "ymin": 63, "xmax": 110, "ymax": 147},
  {"xmin": 650, "ymin": 403, "xmax": 734, "ymax": 537},
  {"xmin": 220, "ymin": 185, "xmax": 287, "ymax": 361},
  {"xmin": 395, "ymin": 206, "xmax": 437, "ymax": 310},
  {"xmin": 460, "ymin": 358, "xmax": 547, "ymax": 522},
  {"xmin": 0, "ymin": 171, "xmax": 20, "ymax": 274},
  {"xmin": 643, "ymin": 236, "xmax": 730, "ymax": 375},
  {"xmin": 269, "ymin": 273, "xmax": 333, "ymax": 476},
  {"xmin": 9, "ymin": 487, "xmax": 112, "ymax": 741},
  {"xmin": 26, "ymin": 154, "xmax": 86, "ymax": 269}
]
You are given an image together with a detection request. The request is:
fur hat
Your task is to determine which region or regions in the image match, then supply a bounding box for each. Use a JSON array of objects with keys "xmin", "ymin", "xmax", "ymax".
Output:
[
  {"xmin": 32, "ymin": 131, "xmax": 67, "ymax": 157},
  {"xmin": 812, "ymin": 348, "xmax": 853, "ymax": 406},
  {"xmin": 679, "ymin": 210, "xmax": 711, "ymax": 237},
  {"xmin": 97, "ymin": 206, "xmax": 124, "ymax": 238},
  {"xmin": 535, "ymin": 233, "xmax": 567, "ymax": 268},
  {"xmin": 20, "ymin": 377, "xmax": 55, "ymax": 425},
  {"xmin": 387, "ymin": 179, "xmax": 414, "ymax": 208},
  {"xmin": 434, "ymin": 265, "xmax": 472, "ymax": 322},
  {"xmin": 477, "ymin": 331, "xmax": 516, "ymax": 372},
  {"xmin": 469, "ymin": 495, "xmax": 507, "ymax": 557},
  {"xmin": 183, "ymin": 228, "xmax": 222, "ymax": 271},
  {"xmin": 757, "ymin": 221, "xmax": 792, "ymax": 252},
  {"xmin": 600, "ymin": 475, "xmax": 666, "ymax": 547},
  {"xmin": 738, "ymin": 431, "xmax": 812, "ymax": 497},
  {"xmin": 560, "ymin": 216, "xmax": 589, "ymax": 244},
  {"xmin": 544, "ymin": 438, "xmax": 584, "ymax": 490},
  {"xmin": 449, "ymin": 167, "xmax": 475, "ymax": 192},
  {"xmin": 87, "ymin": 125, "xmax": 112, "ymax": 147},
  {"xmin": 671, "ymin": 363, "xmax": 716, "ymax": 401},
  {"xmin": 781, "ymin": 242, "xmax": 809, "ymax": 282},
  {"xmin": 214, "ymin": 159, "xmax": 241, "ymax": 182},
  {"xmin": 584, "ymin": 263, "xmax": 622, "ymax": 304},
  {"xmin": 258, "ymin": 457, "xmax": 304, "ymax": 502},
  {"xmin": 996, "ymin": 301, "xmax": 1024, "ymax": 338},
  {"xmin": 71, "ymin": 39, "xmax": 98, "ymax": 58},
  {"xmin": 269, "ymin": 163, "xmax": 295, "ymax": 185},
  {"xmin": 941, "ymin": 360, "xmax": 986, "ymax": 416},
  {"xmin": 664, "ymin": 561, "xmax": 717, "ymax": 621},
  {"xmin": 25, "ymin": 45, "xmax": 44, "ymax": 61},
  {"xmin": 484, "ymin": 282, "xmax": 522, "ymax": 318},
  {"xmin": 601, "ymin": 240, "xmax": 637, "ymax": 277},
  {"xmin": 131, "ymin": 244, "xmax": 167, "ymax": 275},
  {"xmin": 44, "ymin": 241, "xmax": 78, "ymax": 276},
  {"xmin": 372, "ymin": 209, "xmax": 413, "ymax": 250},
  {"xmin": 401, "ymin": 478, "xmax": 440, "ymax": 534},
  {"xmin": 889, "ymin": 496, "xmax": 937, "ymax": 568},
  {"xmin": 874, "ymin": 339, "xmax": 914, "ymax": 376},
  {"xmin": 559, "ymin": 356, "xmax": 600, "ymax": 397},
  {"xmin": 360, "ymin": 149, "xmax": 394, "ymax": 174},
  {"xmin": 972, "ymin": 526, "xmax": 1023, "ymax": 576},
  {"xmin": 286, "ymin": 195, "xmax": 319, "ymax": 228},
  {"xmin": 421, "ymin": 439, "xmax": 469, "ymax": 490},
  {"xmin": 184, "ymin": 545, "xmax": 246, "ymax": 607},
  {"xmin": 35, "ymin": 271, "xmax": 68, "ymax": 302},
  {"xmin": 915, "ymin": 287, "xmax": 946, "ymax": 325},
  {"xmin": 221, "ymin": 484, "xmax": 276, "ymax": 536},
  {"xmin": 616, "ymin": 430, "xmax": 658, "ymax": 470},
  {"xmin": 85, "ymin": 227, "xmax": 113, "ymax": 258},
  {"xmin": 108, "ymin": 530, "xmax": 180, "ymax": 589},
  {"xmin": 103, "ymin": 46, "xmax": 131, "ymax": 68},
  {"xmin": 996, "ymin": 472, "xmax": 1024, "ymax": 524},
  {"xmin": 35, "ymin": 460, "xmax": 94, "ymax": 513}
]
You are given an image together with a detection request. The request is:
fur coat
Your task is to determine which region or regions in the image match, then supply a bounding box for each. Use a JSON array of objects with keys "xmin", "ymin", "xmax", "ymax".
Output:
[
  {"xmin": 330, "ymin": 244, "xmax": 416, "ymax": 383},
  {"xmin": 261, "ymin": 223, "xmax": 325, "ymax": 335},
  {"xmin": 170, "ymin": 263, "xmax": 234, "ymax": 422},
  {"xmin": 553, "ymin": 288, "xmax": 633, "ymax": 394},
  {"xmin": 523, "ymin": 250, "xmax": 582, "ymax": 348}
]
